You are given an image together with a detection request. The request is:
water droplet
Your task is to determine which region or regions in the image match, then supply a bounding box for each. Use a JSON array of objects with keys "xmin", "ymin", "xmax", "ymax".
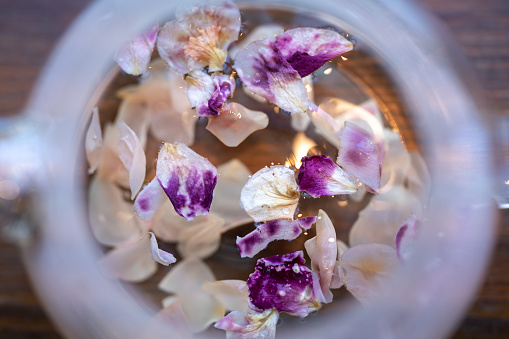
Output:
[{"xmin": 282, "ymin": 207, "xmax": 290, "ymax": 215}]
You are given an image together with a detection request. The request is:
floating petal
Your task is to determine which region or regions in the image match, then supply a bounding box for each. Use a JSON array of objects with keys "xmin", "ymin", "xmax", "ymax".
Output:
[
  {"xmin": 247, "ymin": 251, "xmax": 321, "ymax": 317},
  {"xmin": 89, "ymin": 175, "xmax": 142, "ymax": 247},
  {"xmin": 149, "ymin": 232, "xmax": 177, "ymax": 265},
  {"xmin": 114, "ymin": 24, "xmax": 158, "ymax": 76},
  {"xmin": 230, "ymin": 24, "xmax": 284, "ymax": 60},
  {"xmin": 187, "ymin": 72, "xmax": 235, "ymax": 117},
  {"xmin": 297, "ymin": 155, "xmax": 357, "ymax": 198},
  {"xmin": 85, "ymin": 107, "xmax": 103, "ymax": 174},
  {"xmin": 177, "ymin": 213, "xmax": 225, "ymax": 259},
  {"xmin": 202, "ymin": 280, "xmax": 250, "ymax": 313},
  {"xmin": 158, "ymin": 258, "xmax": 225, "ymax": 332},
  {"xmin": 96, "ymin": 123, "xmax": 130, "ymax": 188},
  {"xmin": 337, "ymin": 121, "xmax": 382, "ymax": 193},
  {"xmin": 240, "ymin": 165, "xmax": 299, "ymax": 222},
  {"xmin": 206, "ymin": 103, "xmax": 269, "ymax": 147},
  {"xmin": 341, "ymin": 243, "xmax": 399, "ymax": 304},
  {"xmin": 117, "ymin": 121, "xmax": 146, "ymax": 199},
  {"xmin": 307, "ymin": 103, "xmax": 341, "ymax": 148},
  {"xmin": 237, "ymin": 217, "xmax": 316, "ymax": 258},
  {"xmin": 395, "ymin": 215, "xmax": 420, "ymax": 261},
  {"xmin": 134, "ymin": 177, "xmax": 167, "ymax": 222},
  {"xmin": 115, "ymin": 95, "xmax": 151, "ymax": 148},
  {"xmin": 100, "ymin": 234, "xmax": 156, "ymax": 282},
  {"xmin": 234, "ymin": 40, "xmax": 309, "ymax": 113},
  {"xmin": 349, "ymin": 186, "xmax": 423, "ymax": 247},
  {"xmin": 274, "ymin": 28, "xmax": 353, "ymax": 78},
  {"xmin": 215, "ymin": 309, "xmax": 279, "ymax": 339},
  {"xmin": 156, "ymin": 142, "xmax": 217, "ymax": 220},
  {"xmin": 291, "ymin": 75, "xmax": 313, "ymax": 131},
  {"xmin": 210, "ymin": 159, "xmax": 252, "ymax": 229}
]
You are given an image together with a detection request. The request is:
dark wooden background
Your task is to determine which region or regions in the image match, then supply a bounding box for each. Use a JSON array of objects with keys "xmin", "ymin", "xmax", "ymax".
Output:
[{"xmin": 0, "ymin": 0, "xmax": 508, "ymax": 338}]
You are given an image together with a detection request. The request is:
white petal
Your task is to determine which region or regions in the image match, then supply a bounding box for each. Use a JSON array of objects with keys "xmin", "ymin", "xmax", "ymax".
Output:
[
  {"xmin": 380, "ymin": 128, "xmax": 410, "ymax": 193},
  {"xmin": 215, "ymin": 309, "xmax": 279, "ymax": 339},
  {"xmin": 115, "ymin": 95, "xmax": 150, "ymax": 148},
  {"xmin": 89, "ymin": 175, "xmax": 143, "ymax": 247},
  {"xmin": 206, "ymin": 102, "xmax": 269, "ymax": 147},
  {"xmin": 202, "ymin": 280, "xmax": 249, "ymax": 313},
  {"xmin": 85, "ymin": 107, "xmax": 103, "ymax": 174},
  {"xmin": 156, "ymin": 142, "xmax": 217, "ymax": 220},
  {"xmin": 176, "ymin": 213, "xmax": 225, "ymax": 259},
  {"xmin": 117, "ymin": 122, "xmax": 146, "ymax": 199},
  {"xmin": 114, "ymin": 24, "xmax": 158, "ymax": 76},
  {"xmin": 240, "ymin": 165, "xmax": 300, "ymax": 222},
  {"xmin": 149, "ymin": 232, "xmax": 176, "ymax": 265},
  {"xmin": 186, "ymin": 70, "xmax": 215, "ymax": 109},
  {"xmin": 151, "ymin": 200, "xmax": 186, "ymax": 242},
  {"xmin": 341, "ymin": 243, "xmax": 399, "ymax": 304},
  {"xmin": 134, "ymin": 177, "xmax": 167, "ymax": 222},
  {"xmin": 158, "ymin": 259, "xmax": 225, "ymax": 332},
  {"xmin": 97, "ymin": 124, "xmax": 130, "ymax": 188},
  {"xmin": 229, "ymin": 24, "xmax": 284, "ymax": 60},
  {"xmin": 153, "ymin": 297, "xmax": 192, "ymax": 337},
  {"xmin": 349, "ymin": 186, "xmax": 423, "ymax": 247},
  {"xmin": 290, "ymin": 76, "xmax": 314, "ymax": 131},
  {"xmin": 210, "ymin": 159, "xmax": 252, "ymax": 229},
  {"xmin": 307, "ymin": 103, "xmax": 341, "ymax": 148},
  {"xmin": 99, "ymin": 234, "xmax": 156, "ymax": 282}
]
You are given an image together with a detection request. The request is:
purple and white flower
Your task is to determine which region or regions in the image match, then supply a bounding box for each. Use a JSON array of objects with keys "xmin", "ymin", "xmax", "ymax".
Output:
[
  {"xmin": 186, "ymin": 71, "xmax": 235, "ymax": 117},
  {"xmin": 246, "ymin": 251, "xmax": 323, "ymax": 317},
  {"xmin": 157, "ymin": 0, "xmax": 241, "ymax": 74},
  {"xmin": 236, "ymin": 216, "xmax": 317, "ymax": 258},
  {"xmin": 297, "ymin": 154, "xmax": 358, "ymax": 198},
  {"xmin": 215, "ymin": 308, "xmax": 279, "ymax": 339}
]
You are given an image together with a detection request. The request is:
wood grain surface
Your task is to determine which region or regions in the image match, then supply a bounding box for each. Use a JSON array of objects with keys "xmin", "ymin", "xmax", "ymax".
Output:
[{"xmin": 0, "ymin": 0, "xmax": 508, "ymax": 338}]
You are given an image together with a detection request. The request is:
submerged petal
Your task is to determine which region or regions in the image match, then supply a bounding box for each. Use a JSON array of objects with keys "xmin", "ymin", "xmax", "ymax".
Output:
[
  {"xmin": 206, "ymin": 102, "xmax": 269, "ymax": 147},
  {"xmin": 240, "ymin": 165, "xmax": 300, "ymax": 222},
  {"xmin": 96, "ymin": 123, "xmax": 130, "ymax": 188},
  {"xmin": 395, "ymin": 214, "xmax": 421, "ymax": 261},
  {"xmin": 274, "ymin": 28, "xmax": 353, "ymax": 78},
  {"xmin": 156, "ymin": 142, "xmax": 217, "ymax": 220},
  {"xmin": 85, "ymin": 107, "xmax": 103, "ymax": 174},
  {"xmin": 158, "ymin": 258, "xmax": 225, "ymax": 332},
  {"xmin": 236, "ymin": 217, "xmax": 317, "ymax": 258},
  {"xmin": 209, "ymin": 159, "xmax": 252, "ymax": 229},
  {"xmin": 114, "ymin": 24, "xmax": 159, "ymax": 76},
  {"xmin": 341, "ymin": 243, "xmax": 399, "ymax": 304},
  {"xmin": 149, "ymin": 232, "xmax": 177, "ymax": 265},
  {"xmin": 297, "ymin": 155, "xmax": 358, "ymax": 198},
  {"xmin": 202, "ymin": 280, "xmax": 249, "ymax": 313},
  {"xmin": 234, "ymin": 40, "xmax": 309, "ymax": 113},
  {"xmin": 247, "ymin": 251, "xmax": 321, "ymax": 317},
  {"xmin": 117, "ymin": 121, "xmax": 146, "ymax": 199},
  {"xmin": 337, "ymin": 121, "xmax": 382, "ymax": 193},
  {"xmin": 177, "ymin": 213, "xmax": 225, "ymax": 259},
  {"xmin": 215, "ymin": 309, "xmax": 279, "ymax": 339},
  {"xmin": 89, "ymin": 175, "xmax": 143, "ymax": 247},
  {"xmin": 153, "ymin": 297, "xmax": 192, "ymax": 337},
  {"xmin": 134, "ymin": 177, "xmax": 167, "ymax": 222}
]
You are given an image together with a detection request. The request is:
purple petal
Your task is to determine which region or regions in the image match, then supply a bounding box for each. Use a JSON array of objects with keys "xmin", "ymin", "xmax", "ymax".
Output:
[
  {"xmin": 297, "ymin": 155, "xmax": 358, "ymax": 198},
  {"xmin": 337, "ymin": 121, "xmax": 382, "ymax": 193},
  {"xmin": 134, "ymin": 177, "xmax": 167, "ymax": 222},
  {"xmin": 274, "ymin": 28, "xmax": 353, "ymax": 77},
  {"xmin": 236, "ymin": 217, "xmax": 317, "ymax": 258},
  {"xmin": 247, "ymin": 251, "xmax": 321, "ymax": 317},
  {"xmin": 215, "ymin": 309, "xmax": 279, "ymax": 339},
  {"xmin": 395, "ymin": 214, "xmax": 420, "ymax": 261},
  {"xmin": 156, "ymin": 142, "xmax": 218, "ymax": 220},
  {"xmin": 114, "ymin": 24, "xmax": 159, "ymax": 76},
  {"xmin": 233, "ymin": 40, "xmax": 309, "ymax": 113}
]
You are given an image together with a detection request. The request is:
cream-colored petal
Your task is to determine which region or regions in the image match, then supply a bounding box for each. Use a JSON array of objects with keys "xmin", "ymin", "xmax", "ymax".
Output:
[
  {"xmin": 152, "ymin": 297, "xmax": 192, "ymax": 337},
  {"xmin": 307, "ymin": 104, "xmax": 341, "ymax": 148},
  {"xmin": 341, "ymin": 243, "xmax": 399, "ymax": 304},
  {"xmin": 176, "ymin": 213, "xmax": 225, "ymax": 259},
  {"xmin": 240, "ymin": 165, "xmax": 300, "ymax": 222},
  {"xmin": 150, "ymin": 200, "xmax": 186, "ymax": 242},
  {"xmin": 85, "ymin": 107, "xmax": 103, "ymax": 174},
  {"xmin": 202, "ymin": 280, "xmax": 249, "ymax": 313},
  {"xmin": 96, "ymin": 124, "xmax": 130, "ymax": 188},
  {"xmin": 115, "ymin": 95, "xmax": 150, "ymax": 148},
  {"xmin": 206, "ymin": 103, "xmax": 269, "ymax": 147},
  {"xmin": 114, "ymin": 24, "xmax": 158, "ymax": 76},
  {"xmin": 158, "ymin": 258, "xmax": 225, "ymax": 332},
  {"xmin": 89, "ymin": 175, "xmax": 143, "ymax": 247},
  {"xmin": 210, "ymin": 159, "xmax": 252, "ymax": 230},
  {"xmin": 99, "ymin": 234, "xmax": 157, "ymax": 282},
  {"xmin": 349, "ymin": 186, "xmax": 423, "ymax": 247},
  {"xmin": 149, "ymin": 232, "xmax": 176, "ymax": 265},
  {"xmin": 186, "ymin": 70, "xmax": 215, "ymax": 109},
  {"xmin": 117, "ymin": 122, "xmax": 146, "ymax": 199},
  {"xmin": 230, "ymin": 24, "xmax": 283, "ymax": 59}
]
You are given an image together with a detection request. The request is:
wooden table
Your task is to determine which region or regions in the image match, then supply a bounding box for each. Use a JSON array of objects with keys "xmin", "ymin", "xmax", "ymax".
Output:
[{"xmin": 0, "ymin": 0, "xmax": 508, "ymax": 338}]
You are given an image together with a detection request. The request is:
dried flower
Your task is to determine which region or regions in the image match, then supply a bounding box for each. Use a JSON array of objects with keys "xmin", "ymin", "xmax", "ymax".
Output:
[
  {"xmin": 297, "ymin": 155, "xmax": 357, "ymax": 198},
  {"xmin": 114, "ymin": 24, "xmax": 159, "ymax": 76},
  {"xmin": 247, "ymin": 251, "xmax": 322, "ymax": 317},
  {"xmin": 240, "ymin": 165, "xmax": 300, "ymax": 222},
  {"xmin": 157, "ymin": 0, "xmax": 241, "ymax": 74},
  {"xmin": 236, "ymin": 217, "xmax": 317, "ymax": 258},
  {"xmin": 215, "ymin": 308, "xmax": 279, "ymax": 339}
]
